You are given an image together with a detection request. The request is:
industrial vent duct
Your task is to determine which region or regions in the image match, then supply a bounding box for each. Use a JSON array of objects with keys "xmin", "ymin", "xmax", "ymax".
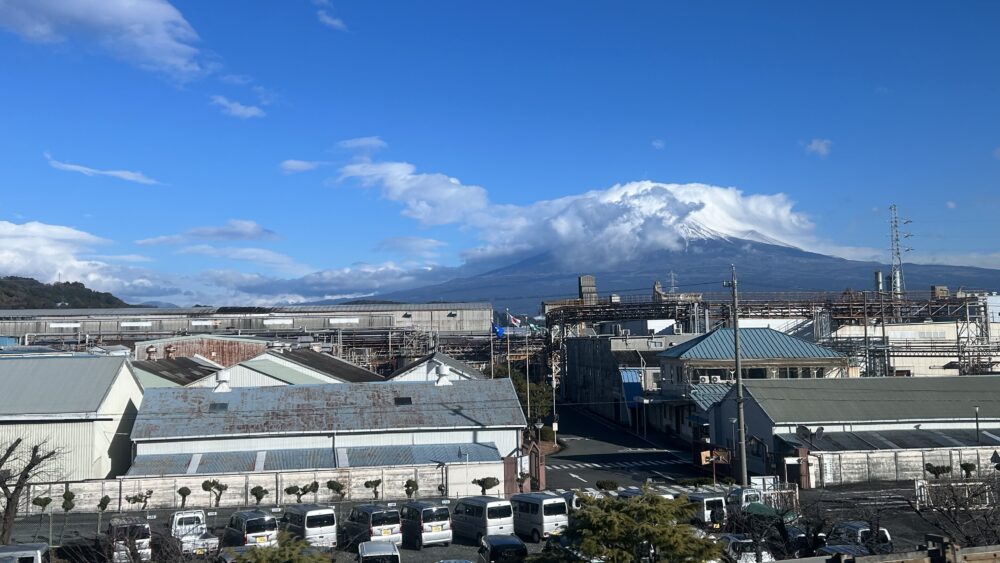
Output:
[
  {"xmin": 434, "ymin": 363, "xmax": 452, "ymax": 386},
  {"xmin": 214, "ymin": 370, "xmax": 231, "ymax": 393}
]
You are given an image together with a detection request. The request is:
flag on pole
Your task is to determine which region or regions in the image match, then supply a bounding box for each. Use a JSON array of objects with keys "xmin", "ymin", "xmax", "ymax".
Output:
[
  {"xmin": 507, "ymin": 312, "xmax": 521, "ymax": 327},
  {"xmin": 492, "ymin": 323, "xmax": 505, "ymax": 338}
]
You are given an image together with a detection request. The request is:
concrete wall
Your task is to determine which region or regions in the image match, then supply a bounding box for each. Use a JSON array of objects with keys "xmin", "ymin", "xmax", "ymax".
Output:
[
  {"xmin": 18, "ymin": 462, "xmax": 507, "ymax": 515},
  {"xmin": 813, "ymin": 447, "xmax": 1000, "ymax": 487}
]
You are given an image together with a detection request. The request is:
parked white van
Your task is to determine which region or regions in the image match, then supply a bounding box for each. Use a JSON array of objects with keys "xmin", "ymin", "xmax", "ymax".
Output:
[
  {"xmin": 510, "ymin": 493, "xmax": 568, "ymax": 543},
  {"xmin": 450, "ymin": 496, "xmax": 514, "ymax": 544},
  {"xmin": 0, "ymin": 543, "xmax": 48, "ymax": 563},
  {"xmin": 280, "ymin": 503, "xmax": 338, "ymax": 549},
  {"xmin": 687, "ymin": 493, "xmax": 727, "ymax": 530}
]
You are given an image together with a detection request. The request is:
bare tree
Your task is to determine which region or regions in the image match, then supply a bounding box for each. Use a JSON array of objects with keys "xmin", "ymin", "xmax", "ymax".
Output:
[
  {"xmin": 0, "ymin": 439, "xmax": 59, "ymax": 543},
  {"xmin": 908, "ymin": 474, "xmax": 1000, "ymax": 547}
]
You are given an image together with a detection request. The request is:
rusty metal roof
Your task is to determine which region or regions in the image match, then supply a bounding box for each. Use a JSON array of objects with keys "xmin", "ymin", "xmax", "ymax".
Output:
[{"xmin": 132, "ymin": 378, "xmax": 526, "ymax": 441}]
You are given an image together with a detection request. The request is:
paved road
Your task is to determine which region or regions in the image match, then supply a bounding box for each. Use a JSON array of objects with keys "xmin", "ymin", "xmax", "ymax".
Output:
[{"xmin": 545, "ymin": 404, "xmax": 708, "ymax": 491}]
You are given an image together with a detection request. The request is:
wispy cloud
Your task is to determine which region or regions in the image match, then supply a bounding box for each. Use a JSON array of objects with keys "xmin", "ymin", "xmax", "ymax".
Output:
[
  {"xmin": 338, "ymin": 136, "xmax": 387, "ymax": 151},
  {"xmin": 651, "ymin": 139, "xmax": 666, "ymax": 150},
  {"xmin": 45, "ymin": 152, "xmax": 160, "ymax": 185},
  {"xmin": 280, "ymin": 159, "xmax": 326, "ymax": 174},
  {"xmin": 804, "ymin": 138, "xmax": 832, "ymax": 157},
  {"xmin": 317, "ymin": 10, "xmax": 347, "ymax": 31},
  {"xmin": 179, "ymin": 245, "xmax": 312, "ymax": 276},
  {"xmin": 376, "ymin": 236, "xmax": 446, "ymax": 259},
  {"xmin": 946, "ymin": 201, "xmax": 958, "ymax": 209},
  {"xmin": 0, "ymin": 0, "xmax": 205, "ymax": 81},
  {"xmin": 210, "ymin": 95, "xmax": 265, "ymax": 119},
  {"xmin": 90, "ymin": 254, "xmax": 154, "ymax": 263},
  {"xmin": 137, "ymin": 220, "xmax": 276, "ymax": 245}
]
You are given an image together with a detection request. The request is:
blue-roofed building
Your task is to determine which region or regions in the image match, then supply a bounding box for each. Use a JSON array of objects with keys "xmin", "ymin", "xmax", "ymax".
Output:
[
  {"xmin": 657, "ymin": 328, "xmax": 847, "ymax": 443},
  {"xmin": 564, "ymin": 334, "xmax": 695, "ymax": 428}
]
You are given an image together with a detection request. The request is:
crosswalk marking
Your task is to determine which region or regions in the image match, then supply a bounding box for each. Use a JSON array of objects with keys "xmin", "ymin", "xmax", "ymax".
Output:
[{"xmin": 545, "ymin": 458, "xmax": 685, "ymax": 471}]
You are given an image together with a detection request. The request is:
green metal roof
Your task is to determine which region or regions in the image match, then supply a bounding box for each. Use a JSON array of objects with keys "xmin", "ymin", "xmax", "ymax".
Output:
[
  {"xmin": 658, "ymin": 328, "xmax": 842, "ymax": 361},
  {"xmin": 743, "ymin": 376, "xmax": 1000, "ymax": 424},
  {"xmin": 689, "ymin": 383, "xmax": 733, "ymax": 411},
  {"xmin": 0, "ymin": 356, "xmax": 129, "ymax": 415}
]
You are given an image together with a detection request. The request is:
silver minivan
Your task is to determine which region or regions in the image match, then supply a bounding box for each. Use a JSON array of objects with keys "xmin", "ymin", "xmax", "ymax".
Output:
[
  {"xmin": 510, "ymin": 493, "xmax": 568, "ymax": 543},
  {"xmin": 450, "ymin": 496, "xmax": 514, "ymax": 544},
  {"xmin": 400, "ymin": 501, "xmax": 452, "ymax": 549},
  {"xmin": 341, "ymin": 505, "xmax": 403, "ymax": 547},
  {"xmin": 281, "ymin": 503, "xmax": 338, "ymax": 549},
  {"xmin": 357, "ymin": 541, "xmax": 401, "ymax": 563}
]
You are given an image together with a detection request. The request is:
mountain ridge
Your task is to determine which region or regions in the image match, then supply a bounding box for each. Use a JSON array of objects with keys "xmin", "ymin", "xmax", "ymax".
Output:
[{"xmin": 372, "ymin": 237, "xmax": 1000, "ymax": 312}]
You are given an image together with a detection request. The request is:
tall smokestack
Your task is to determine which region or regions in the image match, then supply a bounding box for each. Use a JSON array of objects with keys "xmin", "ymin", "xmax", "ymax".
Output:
[{"xmin": 874, "ymin": 271, "xmax": 884, "ymax": 293}]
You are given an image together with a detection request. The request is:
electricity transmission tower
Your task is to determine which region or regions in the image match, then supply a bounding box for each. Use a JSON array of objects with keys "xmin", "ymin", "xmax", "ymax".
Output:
[{"xmin": 888, "ymin": 204, "xmax": 912, "ymax": 297}]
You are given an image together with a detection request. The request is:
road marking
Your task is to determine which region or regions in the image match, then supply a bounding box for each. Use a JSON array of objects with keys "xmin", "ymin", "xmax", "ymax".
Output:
[{"xmin": 568, "ymin": 473, "xmax": 587, "ymax": 483}]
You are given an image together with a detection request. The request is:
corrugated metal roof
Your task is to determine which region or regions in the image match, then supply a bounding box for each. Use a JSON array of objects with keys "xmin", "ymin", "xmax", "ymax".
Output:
[
  {"xmin": 242, "ymin": 358, "xmax": 333, "ymax": 385},
  {"xmin": 197, "ymin": 451, "xmax": 257, "ymax": 474},
  {"xmin": 620, "ymin": 369, "xmax": 643, "ymax": 409},
  {"xmin": 776, "ymin": 428, "xmax": 1000, "ymax": 452},
  {"xmin": 743, "ymin": 376, "xmax": 1000, "ymax": 424},
  {"xmin": 343, "ymin": 442, "xmax": 500, "ymax": 468},
  {"xmin": 0, "ymin": 356, "xmax": 126, "ymax": 415},
  {"xmin": 132, "ymin": 368, "xmax": 181, "ymax": 389},
  {"xmin": 130, "ymin": 357, "xmax": 220, "ymax": 386},
  {"xmin": 269, "ymin": 349, "xmax": 383, "ymax": 383},
  {"xmin": 658, "ymin": 328, "xmax": 842, "ymax": 360},
  {"xmin": 128, "ymin": 453, "xmax": 190, "ymax": 476},
  {"xmin": 389, "ymin": 351, "xmax": 485, "ymax": 380},
  {"xmin": 263, "ymin": 448, "xmax": 335, "ymax": 471},
  {"xmin": 127, "ymin": 443, "xmax": 501, "ymax": 476},
  {"xmin": 689, "ymin": 383, "xmax": 733, "ymax": 411},
  {"xmin": 132, "ymin": 378, "xmax": 527, "ymax": 441}
]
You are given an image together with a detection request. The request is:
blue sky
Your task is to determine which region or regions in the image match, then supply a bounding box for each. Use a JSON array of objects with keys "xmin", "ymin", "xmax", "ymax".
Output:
[{"xmin": 1, "ymin": 1, "xmax": 998, "ymax": 304}]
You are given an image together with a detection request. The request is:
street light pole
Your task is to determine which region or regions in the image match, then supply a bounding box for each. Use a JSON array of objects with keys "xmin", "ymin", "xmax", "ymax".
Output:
[{"xmin": 976, "ymin": 405, "xmax": 981, "ymax": 446}]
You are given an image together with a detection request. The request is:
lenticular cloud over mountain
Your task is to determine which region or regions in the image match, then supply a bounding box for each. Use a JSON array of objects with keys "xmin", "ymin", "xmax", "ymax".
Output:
[{"xmin": 341, "ymin": 159, "xmax": 819, "ymax": 268}]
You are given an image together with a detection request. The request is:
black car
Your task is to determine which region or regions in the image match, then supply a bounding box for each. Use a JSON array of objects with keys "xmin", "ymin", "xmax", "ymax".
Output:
[{"xmin": 477, "ymin": 535, "xmax": 527, "ymax": 563}]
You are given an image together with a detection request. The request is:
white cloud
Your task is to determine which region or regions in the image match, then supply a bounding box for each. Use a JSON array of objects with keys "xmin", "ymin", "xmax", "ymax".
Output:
[
  {"xmin": 179, "ymin": 245, "xmax": 312, "ymax": 276},
  {"xmin": 376, "ymin": 236, "xmax": 446, "ymax": 259},
  {"xmin": 45, "ymin": 152, "xmax": 160, "ymax": 185},
  {"xmin": 280, "ymin": 159, "xmax": 325, "ymax": 174},
  {"xmin": 0, "ymin": 0, "xmax": 205, "ymax": 80},
  {"xmin": 338, "ymin": 136, "xmax": 387, "ymax": 151},
  {"xmin": 137, "ymin": 220, "xmax": 276, "ymax": 245},
  {"xmin": 805, "ymin": 138, "xmax": 832, "ymax": 157},
  {"xmin": 946, "ymin": 201, "xmax": 958, "ymax": 209},
  {"xmin": 90, "ymin": 254, "xmax": 153, "ymax": 263},
  {"xmin": 340, "ymin": 160, "xmax": 489, "ymax": 225},
  {"xmin": 651, "ymin": 139, "xmax": 666, "ymax": 150},
  {"xmin": 210, "ymin": 95, "xmax": 265, "ymax": 119},
  {"xmin": 317, "ymin": 10, "xmax": 347, "ymax": 31},
  {"xmin": 339, "ymin": 158, "xmax": 885, "ymax": 268}
]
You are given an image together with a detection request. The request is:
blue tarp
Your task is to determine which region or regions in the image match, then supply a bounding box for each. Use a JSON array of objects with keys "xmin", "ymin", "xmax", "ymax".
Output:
[{"xmin": 620, "ymin": 368, "xmax": 643, "ymax": 408}]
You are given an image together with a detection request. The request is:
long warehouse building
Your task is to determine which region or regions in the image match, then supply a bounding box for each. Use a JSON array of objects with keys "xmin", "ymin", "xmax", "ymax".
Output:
[{"xmin": 0, "ymin": 302, "xmax": 492, "ymax": 342}]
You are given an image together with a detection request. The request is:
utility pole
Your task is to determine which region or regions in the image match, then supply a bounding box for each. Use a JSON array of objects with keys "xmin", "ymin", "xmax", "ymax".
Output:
[
  {"xmin": 724, "ymin": 265, "xmax": 749, "ymax": 486},
  {"xmin": 525, "ymin": 321, "xmax": 531, "ymax": 419}
]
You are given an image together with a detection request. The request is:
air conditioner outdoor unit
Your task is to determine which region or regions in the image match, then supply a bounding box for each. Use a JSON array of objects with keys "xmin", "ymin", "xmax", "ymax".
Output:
[
  {"xmin": 710, "ymin": 376, "xmax": 721, "ymax": 383},
  {"xmin": 698, "ymin": 376, "xmax": 710, "ymax": 384}
]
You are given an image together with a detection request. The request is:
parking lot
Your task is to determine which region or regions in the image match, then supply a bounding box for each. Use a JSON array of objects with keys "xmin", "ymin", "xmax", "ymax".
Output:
[{"xmin": 8, "ymin": 405, "xmax": 948, "ymax": 560}]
